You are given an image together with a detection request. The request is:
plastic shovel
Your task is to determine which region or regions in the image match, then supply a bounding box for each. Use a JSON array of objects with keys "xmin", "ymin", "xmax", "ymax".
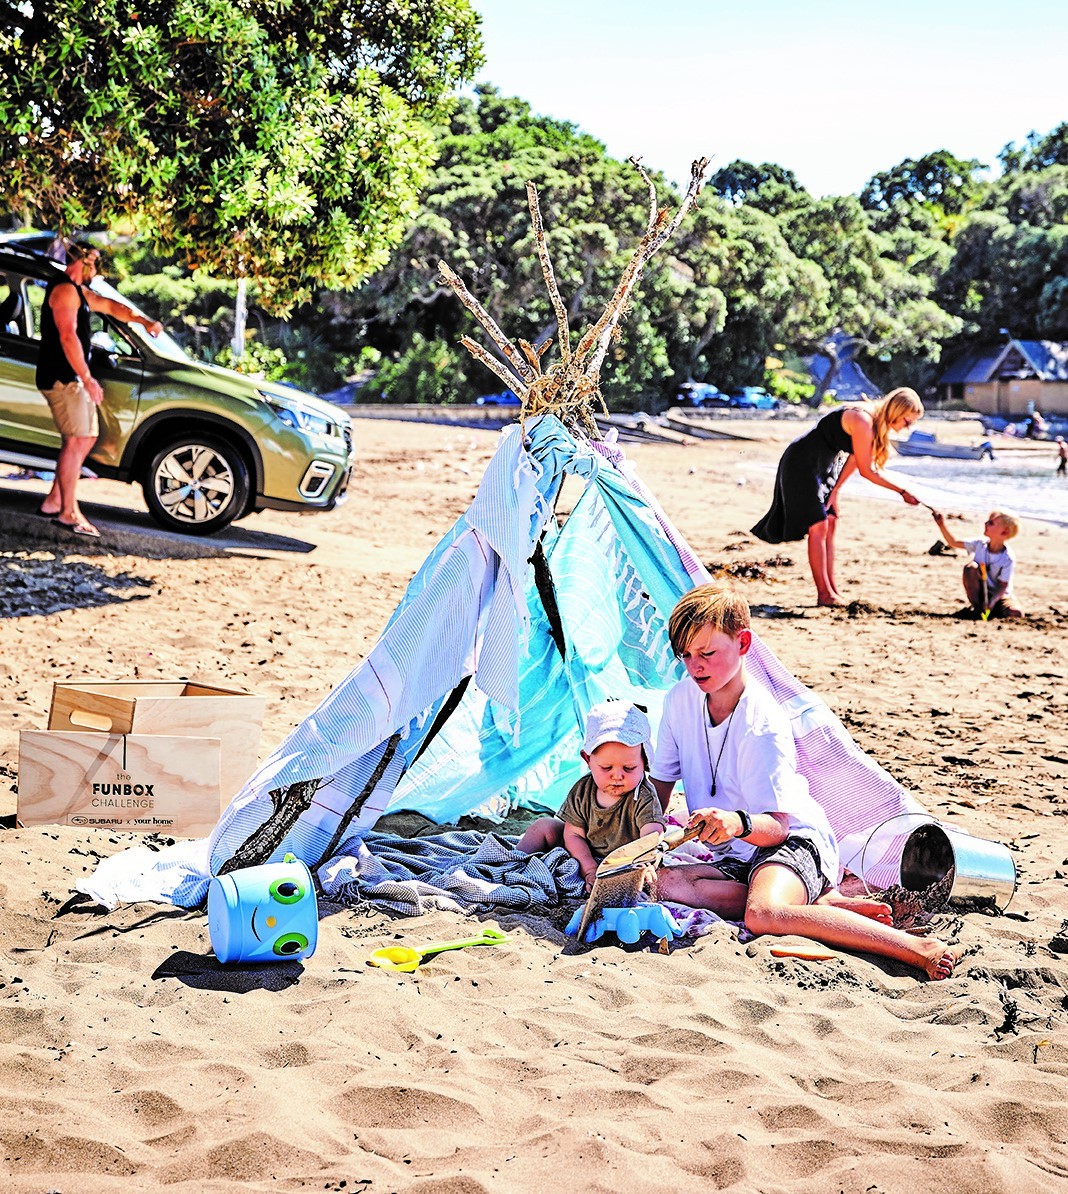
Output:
[
  {"xmin": 367, "ymin": 927, "xmax": 509, "ymax": 973},
  {"xmin": 979, "ymin": 562, "xmax": 991, "ymax": 620}
]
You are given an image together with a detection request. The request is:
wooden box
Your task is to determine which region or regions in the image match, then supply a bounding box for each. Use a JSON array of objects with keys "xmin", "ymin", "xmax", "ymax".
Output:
[
  {"xmin": 48, "ymin": 680, "xmax": 266, "ymax": 802},
  {"xmin": 17, "ymin": 731, "xmax": 222, "ymax": 836}
]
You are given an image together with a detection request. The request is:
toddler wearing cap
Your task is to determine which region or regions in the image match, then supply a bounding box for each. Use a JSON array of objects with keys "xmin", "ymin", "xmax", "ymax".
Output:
[{"xmin": 516, "ymin": 700, "xmax": 666, "ymax": 891}]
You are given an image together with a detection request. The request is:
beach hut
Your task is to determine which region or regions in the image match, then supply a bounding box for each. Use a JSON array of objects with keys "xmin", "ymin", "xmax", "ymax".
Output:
[{"xmin": 939, "ymin": 338, "xmax": 1068, "ymax": 417}]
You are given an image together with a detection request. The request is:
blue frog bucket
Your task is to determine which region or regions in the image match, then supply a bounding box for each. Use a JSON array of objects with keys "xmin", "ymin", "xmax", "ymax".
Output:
[{"xmin": 207, "ymin": 853, "xmax": 319, "ymax": 963}]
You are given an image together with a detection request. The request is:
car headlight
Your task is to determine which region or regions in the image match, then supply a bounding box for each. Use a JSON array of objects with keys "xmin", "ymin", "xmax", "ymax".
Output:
[{"xmin": 264, "ymin": 397, "xmax": 339, "ymax": 439}]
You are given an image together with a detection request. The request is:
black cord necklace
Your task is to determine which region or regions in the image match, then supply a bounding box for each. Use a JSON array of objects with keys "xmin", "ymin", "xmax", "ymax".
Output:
[{"xmin": 703, "ymin": 702, "xmax": 737, "ymax": 801}]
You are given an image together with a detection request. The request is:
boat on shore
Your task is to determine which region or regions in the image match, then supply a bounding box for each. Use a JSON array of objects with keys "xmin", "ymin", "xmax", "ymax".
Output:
[
  {"xmin": 893, "ymin": 430, "xmax": 994, "ymax": 460},
  {"xmin": 979, "ymin": 414, "xmax": 1068, "ymax": 440}
]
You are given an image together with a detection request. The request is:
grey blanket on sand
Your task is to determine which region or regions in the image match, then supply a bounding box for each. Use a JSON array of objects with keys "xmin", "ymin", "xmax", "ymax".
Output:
[{"xmin": 317, "ymin": 830, "xmax": 586, "ymax": 918}]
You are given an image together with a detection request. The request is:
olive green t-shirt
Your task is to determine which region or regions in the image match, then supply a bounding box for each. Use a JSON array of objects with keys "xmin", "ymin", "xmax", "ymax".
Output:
[{"xmin": 557, "ymin": 773, "xmax": 665, "ymax": 859}]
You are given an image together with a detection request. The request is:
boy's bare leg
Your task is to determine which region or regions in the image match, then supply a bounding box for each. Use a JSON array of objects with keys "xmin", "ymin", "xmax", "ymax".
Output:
[
  {"xmin": 745, "ymin": 864, "xmax": 965, "ymax": 981},
  {"xmin": 962, "ymin": 563, "xmax": 982, "ymax": 610},
  {"xmin": 991, "ymin": 599, "xmax": 1023, "ymax": 619},
  {"xmin": 657, "ymin": 864, "xmax": 749, "ymax": 920},
  {"xmin": 515, "ymin": 816, "xmax": 564, "ymax": 854},
  {"xmin": 815, "ymin": 888, "xmax": 893, "ymax": 925}
]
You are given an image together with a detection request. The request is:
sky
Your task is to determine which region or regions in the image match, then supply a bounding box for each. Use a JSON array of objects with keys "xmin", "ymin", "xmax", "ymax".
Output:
[{"xmin": 470, "ymin": 0, "xmax": 1068, "ymax": 197}]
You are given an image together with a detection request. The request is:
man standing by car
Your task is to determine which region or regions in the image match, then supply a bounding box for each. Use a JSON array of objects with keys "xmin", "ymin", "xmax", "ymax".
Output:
[{"xmin": 36, "ymin": 240, "xmax": 162, "ymax": 537}]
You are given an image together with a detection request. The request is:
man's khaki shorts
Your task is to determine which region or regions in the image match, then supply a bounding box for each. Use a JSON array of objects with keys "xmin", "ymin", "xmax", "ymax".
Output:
[{"xmin": 40, "ymin": 379, "xmax": 99, "ymax": 439}]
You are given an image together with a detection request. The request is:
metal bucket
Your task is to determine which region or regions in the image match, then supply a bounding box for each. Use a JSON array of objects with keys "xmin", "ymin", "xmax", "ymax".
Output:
[{"xmin": 900, "ymin": 823, "xmax": 1017, "ymax": 913}]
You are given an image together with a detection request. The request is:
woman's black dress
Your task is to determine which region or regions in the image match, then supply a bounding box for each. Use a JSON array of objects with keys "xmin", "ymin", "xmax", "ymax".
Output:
[{"xmin": 751, "ymin": 408, "xmax": 854, "ymax": 543}]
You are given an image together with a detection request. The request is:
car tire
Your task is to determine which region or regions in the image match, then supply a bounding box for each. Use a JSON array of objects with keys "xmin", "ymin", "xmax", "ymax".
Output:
[{"xmin": 142, "ymin": 433, "xmax": 251, "ymax": 536}]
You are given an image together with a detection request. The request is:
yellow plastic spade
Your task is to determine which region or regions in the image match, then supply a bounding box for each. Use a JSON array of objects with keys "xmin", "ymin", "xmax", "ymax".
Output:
[{"xmin": 367, "ymin": 927, "xmax": 509, "ymax": 972}]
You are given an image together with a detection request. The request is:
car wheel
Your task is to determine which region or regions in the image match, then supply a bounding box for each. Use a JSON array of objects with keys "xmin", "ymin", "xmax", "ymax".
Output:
[{"xmin": 142, "ymin": 433, "xmax": 251, "ymax": 535}]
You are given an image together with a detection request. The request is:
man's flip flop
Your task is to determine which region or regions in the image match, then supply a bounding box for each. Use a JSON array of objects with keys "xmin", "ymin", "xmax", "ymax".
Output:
[{"xmin": 53, "ymin": 519, "xmax": 101, "ymax": 538}]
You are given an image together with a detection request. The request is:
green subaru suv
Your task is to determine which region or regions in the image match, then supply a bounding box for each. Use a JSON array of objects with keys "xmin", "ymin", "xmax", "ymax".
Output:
[{"xmin": 0, "ymin": 243, "xmax": 355, "ymax": 535}]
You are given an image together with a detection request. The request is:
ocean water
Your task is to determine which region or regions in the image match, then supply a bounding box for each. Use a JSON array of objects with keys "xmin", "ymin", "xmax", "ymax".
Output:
[{"xmin": 861, "ymin": 452, "xmax": 1068, "ymax": 529}]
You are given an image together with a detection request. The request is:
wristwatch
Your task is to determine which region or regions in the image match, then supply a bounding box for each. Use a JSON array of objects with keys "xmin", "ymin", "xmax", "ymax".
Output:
[{"xmin": 736, "ymin": 809, "xmax": 753, "ymax": 840}]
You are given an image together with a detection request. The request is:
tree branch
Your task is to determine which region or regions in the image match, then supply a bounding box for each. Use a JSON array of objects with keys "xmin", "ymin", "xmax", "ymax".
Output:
[
  {"xmin": 526, "ymin": 181, "xmax": 572, "ymax": 365},
  {"xmin": 438, "ymin": 260, "xmax": 536, "ymax": 385}
]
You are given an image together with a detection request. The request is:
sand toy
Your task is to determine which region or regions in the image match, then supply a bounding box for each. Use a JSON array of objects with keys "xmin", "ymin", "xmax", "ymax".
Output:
[
  {"xmin": 208, "ymin": 853, "xmax": 318, "ymax": 964},
  {"xmin": 367, "ymin": 927, "xmax": 509, "ymax": 973}
]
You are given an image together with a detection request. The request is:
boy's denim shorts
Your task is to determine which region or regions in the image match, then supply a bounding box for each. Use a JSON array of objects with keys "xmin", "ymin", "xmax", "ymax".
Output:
[{"xmin": 712, "ymin": 836, "xmax": 827, "ymax": 904}]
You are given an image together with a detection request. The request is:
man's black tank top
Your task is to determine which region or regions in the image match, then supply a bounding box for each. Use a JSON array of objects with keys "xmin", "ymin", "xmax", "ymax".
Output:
[{"xmin": 36, "ymin": 276, "xmax": 92, "ymax": 390}]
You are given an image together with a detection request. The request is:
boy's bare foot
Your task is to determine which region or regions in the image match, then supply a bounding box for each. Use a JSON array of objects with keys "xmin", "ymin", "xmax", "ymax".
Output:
[
  {"xmin": 816, "ymin": 890, "xmax": 892, "ymax": 925},
  {"xmin": 917, "ymin": 940, "xmax": 967, "ymax": 981}
]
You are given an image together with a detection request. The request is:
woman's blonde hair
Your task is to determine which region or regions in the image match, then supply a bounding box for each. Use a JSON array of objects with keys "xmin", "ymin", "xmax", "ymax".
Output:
[
  {"xmin": 668, "ymin": 582, "xmax": 750, "ymax": 656},
  {"xmin": 869, "ymin": 387, "xmax": 924, "ymax": 468}
]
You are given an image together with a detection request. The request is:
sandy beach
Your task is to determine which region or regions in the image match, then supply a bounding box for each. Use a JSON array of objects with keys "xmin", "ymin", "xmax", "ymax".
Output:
[{"xmin": 1, "ymin": 414, "xmax": 1067, "ymax": 1192}]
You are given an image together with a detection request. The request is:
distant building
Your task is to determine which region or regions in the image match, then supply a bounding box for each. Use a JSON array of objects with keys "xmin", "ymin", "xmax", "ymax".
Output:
[{"xmin": 938, "ymin": 339, "xmax": 1068, "ymax": 417}]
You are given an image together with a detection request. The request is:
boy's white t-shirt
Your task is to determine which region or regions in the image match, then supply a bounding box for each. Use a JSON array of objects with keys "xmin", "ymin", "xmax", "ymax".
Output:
[
  {"xmin": 651, "ymin": 677, "xmax": 839, "ymax": 885},
  {"xmin": 963, "ymin": 537, "xmax": 1015, "ymax": 593}
]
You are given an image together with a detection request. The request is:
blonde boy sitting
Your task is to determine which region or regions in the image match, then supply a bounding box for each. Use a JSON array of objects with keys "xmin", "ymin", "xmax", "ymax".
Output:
[
  {"xmin": 932, "ymin": 509, "xmax": 1022, "ymax": 619},
  {"xmin": 650, "ymin": 582, "xmax": 965, "ymax": 981}
]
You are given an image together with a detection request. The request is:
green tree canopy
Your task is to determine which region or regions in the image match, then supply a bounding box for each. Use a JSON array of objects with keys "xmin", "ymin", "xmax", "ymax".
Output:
[
  {"xmin": 999, "ymin": 123, "xmax": 1068, "ymax": 173},
  {"xmin": 708, "ymin": 159, "xmax": 809, "ymax": 217},
  {"xmin": 781, "ymin": 195, "xmax": 961, "ymax": 401},
  {"xmin": 860, "ymin": 150, "xmax": 986, "ymax": 215},
  {"xmin": 0, "ymin": 0, "xmax": 483, "ymax": 311},
  {"xmin": 340, "ymin": 86, "xmax": 698, "ymax": 406}
]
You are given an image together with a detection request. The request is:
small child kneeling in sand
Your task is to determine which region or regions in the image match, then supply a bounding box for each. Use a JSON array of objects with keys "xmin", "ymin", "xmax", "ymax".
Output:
[
  {"xmin": 932, "ymin": 509, "xmax": 1022, "ymax": 619},
  {"xmin": 649, "ymin": 581, "xmax": 965, "ymax": 982},
  {"xmin": 516, "ymin": 701, "xmax": 665, "ymax": 890}
]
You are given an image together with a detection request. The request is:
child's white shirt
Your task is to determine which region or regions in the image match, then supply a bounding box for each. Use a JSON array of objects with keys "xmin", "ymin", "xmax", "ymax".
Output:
[
  {"xmin": 963, "ymin": 537, "xmax": 1015, "ymax": 592},
  {"xmin": 651, "ymin": 677, "xmax": 839, "ymax": 886}
]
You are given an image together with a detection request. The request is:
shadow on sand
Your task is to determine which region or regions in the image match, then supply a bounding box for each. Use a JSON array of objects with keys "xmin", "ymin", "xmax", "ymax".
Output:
[{"xmin": 0, "ymin": 484, "xmax": 319, "ymax": 617}]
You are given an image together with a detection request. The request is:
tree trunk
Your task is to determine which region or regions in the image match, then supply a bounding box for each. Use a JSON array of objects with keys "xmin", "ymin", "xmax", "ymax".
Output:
[
  {"xmin": 810, "ymin": 344, "xmax": 840, "ymax": 408},
  {"xmin": 231, "ymin": 277, "xmax": 248, "ymax": 361}
]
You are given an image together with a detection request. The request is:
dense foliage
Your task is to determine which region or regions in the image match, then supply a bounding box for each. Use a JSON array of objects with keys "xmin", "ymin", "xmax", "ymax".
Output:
[
  {"xmin": 299, "ymin": 106, "xmax": 1065, "ymax": 406},
  {"xmin": 4, "ymin": 17, "xmax": 1063, "ymax": 409},
  {"xmin": 0, "ymin": 0, "xmax": 483, "ymax": 311}
]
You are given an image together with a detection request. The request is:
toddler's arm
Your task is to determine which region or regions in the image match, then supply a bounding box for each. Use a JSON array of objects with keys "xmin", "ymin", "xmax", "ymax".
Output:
[
  {"xmin": 562, "ymin": 822, "xmax": 600, "ymax": 891},
  {"xmin": 932, "ymin": 511, "xmax": 966, "ymax": 550}
]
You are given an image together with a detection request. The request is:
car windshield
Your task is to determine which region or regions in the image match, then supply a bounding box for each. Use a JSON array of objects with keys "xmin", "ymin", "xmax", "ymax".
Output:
[{"xmin": 90, "ymin": 277, "xmax": 194, "ymax": 363}]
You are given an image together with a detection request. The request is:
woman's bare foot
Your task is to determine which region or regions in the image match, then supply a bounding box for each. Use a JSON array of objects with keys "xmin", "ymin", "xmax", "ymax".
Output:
[
  {"xmin": 816, "ymin": 596, "xmax": 842, "ymax": 608},
  {"xmin": 917, "ymin": 940, "xmax": 967, "ymax": 981},
  {"xmin": 53, "ymin": 516, "xmax": 100, "ymax": 538},
  {"xmin": 816, "ymin": 890, "xmax": 893, "ymax": 925}
]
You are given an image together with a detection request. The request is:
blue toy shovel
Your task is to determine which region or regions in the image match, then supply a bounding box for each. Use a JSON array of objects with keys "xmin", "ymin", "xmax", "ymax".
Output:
[{"xmin": 367, "ymin": 926, "xmax": 509, "ymax": 973}]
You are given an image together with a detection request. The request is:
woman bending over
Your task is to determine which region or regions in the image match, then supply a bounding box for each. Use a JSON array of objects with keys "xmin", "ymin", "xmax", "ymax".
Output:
[{"xmin": 751, "ymin": 388, "xmax": 923, "ymax": 606}]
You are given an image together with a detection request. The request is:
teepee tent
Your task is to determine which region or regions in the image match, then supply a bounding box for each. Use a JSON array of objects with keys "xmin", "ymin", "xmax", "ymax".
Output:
[{"xmin": 82, "ymin": 163, "xmax": 923, "ymax": 911}]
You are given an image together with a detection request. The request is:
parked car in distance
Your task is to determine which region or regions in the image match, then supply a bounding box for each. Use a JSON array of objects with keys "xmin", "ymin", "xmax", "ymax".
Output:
[
  {"xmin": 728, "ymin": 386, "xmax": 779, "ymax": 410},
  {"xmin": 676, "ymin": 382, "xmax": 730, "ymax": 408},
  {"xmin": 475, "ymin": 390, "xmax": 521, "ymax": 406},
  {"xmin": 0, "ymin": 242, "xmax": 356, "ymax": 535}
]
